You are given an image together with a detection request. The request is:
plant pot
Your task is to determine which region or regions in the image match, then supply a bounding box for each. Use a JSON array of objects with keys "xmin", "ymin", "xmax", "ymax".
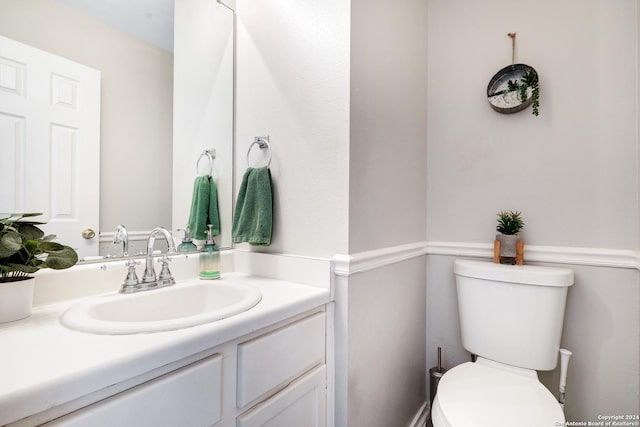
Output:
[
  {"xmin": 496, "ymin": 234, "xmax": 520, "ymax": 258},
  {"xmin": 0, "ymin": 277, "xmax": 35, "ymax": 323}
]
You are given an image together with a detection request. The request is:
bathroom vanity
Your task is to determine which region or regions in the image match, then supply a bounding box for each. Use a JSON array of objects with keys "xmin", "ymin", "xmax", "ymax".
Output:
[{"xmin": 0, "ymin": 253, "xmax": 331, "ymax": 427}]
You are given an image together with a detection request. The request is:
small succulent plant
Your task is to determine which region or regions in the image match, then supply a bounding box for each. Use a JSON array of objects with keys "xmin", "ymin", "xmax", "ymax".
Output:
[{"xmin": 496, "ymin": 210, "xmax": 524, "ymax": 235}]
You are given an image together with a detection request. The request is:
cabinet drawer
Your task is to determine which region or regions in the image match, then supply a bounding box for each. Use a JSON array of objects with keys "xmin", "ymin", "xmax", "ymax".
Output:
[
  {"xmin": 237, "ymin": 365, "xmax": 326, "ymax": 427},
  {"xmin": 45, "ymin": 354, "xmax": 222, "ymax": 427},
  {"xmin": 237, "ymin": 312, "xmax": 325, "ymax": 408}
]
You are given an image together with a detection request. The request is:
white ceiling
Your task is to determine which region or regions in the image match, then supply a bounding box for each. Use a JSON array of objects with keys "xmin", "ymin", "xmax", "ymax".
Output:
[{"xmin": 54, "ymin": 0, "xmax": 175, "ymax": 52}]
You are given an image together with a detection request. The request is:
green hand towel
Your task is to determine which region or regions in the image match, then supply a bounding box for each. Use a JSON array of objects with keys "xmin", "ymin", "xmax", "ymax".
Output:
[
  {"xmin": 232, "ymin": 167, "xmax": 273, "ymax": 246},
  {"xmin": 189, "ymin": 176, "xmax": 221, "ymax": 240},
  {"xmin": 208, "ymin": 177, "xmax": 221, "ymax": 237}
]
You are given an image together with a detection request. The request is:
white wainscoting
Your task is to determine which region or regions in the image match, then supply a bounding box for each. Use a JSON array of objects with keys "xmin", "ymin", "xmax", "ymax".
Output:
[
  {"xmin": 333, "ymin": 241, "xmax": 639, "ymax": 275},
  {"xmin": 332, "ymin": 241, "xmax": 429, "ymax": 276}
]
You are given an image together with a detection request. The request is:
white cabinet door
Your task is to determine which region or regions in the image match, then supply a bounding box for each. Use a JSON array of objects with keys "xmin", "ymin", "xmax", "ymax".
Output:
[
  {"xmin": 237, "ymin": 312, "xmax": 326, "ymax": 408},
  {"xmin": 237, "ymin": 365, "xmax": 326, "ymax": 427},
  {"xmin": 44, "ymin": 355, "xmax": 222, "ymax": 427},
  {"xmin": 0, "ymin": 35, "xmax": 100, "ymax": 258}
]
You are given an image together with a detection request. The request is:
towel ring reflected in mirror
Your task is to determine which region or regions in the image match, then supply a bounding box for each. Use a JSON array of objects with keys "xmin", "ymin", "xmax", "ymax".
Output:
[
  {"xmin": 247, "ymin": 136, "xmax": 272, "ymax": 168},
  {"xmin": 196, "ymin": 149, "xmax": 216, "ymax": 176}
]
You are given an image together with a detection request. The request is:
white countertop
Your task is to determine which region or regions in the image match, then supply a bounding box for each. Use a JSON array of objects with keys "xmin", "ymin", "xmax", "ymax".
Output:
[{"xmin": 0, "ymin": 273, "xmax": 330, "ymax": 426}]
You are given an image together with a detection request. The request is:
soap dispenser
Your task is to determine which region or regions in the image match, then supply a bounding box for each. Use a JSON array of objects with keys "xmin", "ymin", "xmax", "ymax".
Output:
[
  {"xmin": 177, "ymin": 224, "xmax": 197, "ymax": 252},
  {"xmin": 199, "ymin": 224, "xmax": 220, "ymax": 279}
]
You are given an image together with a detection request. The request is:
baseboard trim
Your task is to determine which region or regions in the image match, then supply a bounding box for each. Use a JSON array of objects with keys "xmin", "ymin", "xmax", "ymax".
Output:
[{"xmin": 407, "ymin": 400, "xmax": 430, "ymax": 427}]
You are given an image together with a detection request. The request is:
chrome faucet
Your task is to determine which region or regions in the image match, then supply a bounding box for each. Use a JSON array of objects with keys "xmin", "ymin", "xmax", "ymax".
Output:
[
  {"xmin": 113, "ymin": 224, "xmax": 129, "ymax": 257},
  {"xmin": 120, "ymin": 227, "xmax": 177, "ymax": 293},
  {"xmin": 142, "ymin": 227, "xmax": 177, "ymax": 285}
]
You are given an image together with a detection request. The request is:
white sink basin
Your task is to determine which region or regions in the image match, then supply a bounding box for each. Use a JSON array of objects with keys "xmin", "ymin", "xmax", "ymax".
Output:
[{"xmin": 61, "ymin": 281, "xmax": 262, "ymax": 334}]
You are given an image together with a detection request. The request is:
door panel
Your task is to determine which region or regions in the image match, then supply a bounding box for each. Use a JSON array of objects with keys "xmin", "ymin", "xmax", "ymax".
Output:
[{"xmin": 0, "ymin": 35, "xmax": 100, "ymax": 258}]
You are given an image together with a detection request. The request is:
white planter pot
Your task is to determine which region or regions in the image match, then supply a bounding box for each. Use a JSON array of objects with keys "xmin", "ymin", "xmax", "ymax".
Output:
[
  {"xmin": 496, "ymin": 234, "xmax": 520, "ymax": 258},
  {"xmin": 0, "ymin": 277, "xmax": 35, "ymax": 323}
]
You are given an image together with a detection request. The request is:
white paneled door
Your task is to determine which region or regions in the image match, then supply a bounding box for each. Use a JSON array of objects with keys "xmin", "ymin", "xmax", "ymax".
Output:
[{"xmin": 0, "ymin": 35, "xmax": 100, "ymax": 258}]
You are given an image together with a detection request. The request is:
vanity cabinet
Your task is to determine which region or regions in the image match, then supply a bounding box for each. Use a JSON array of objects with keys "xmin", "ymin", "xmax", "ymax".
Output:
[
  {"xmin": 237, "ymin": 312, "xmax": 325, "ymax": 408},
  {"xmin": 44, "ymin": 355, "xmax": 223, "ymax": 427},
  {"xmin": 237, "ymin": 365, "xmax": 326, "ymax": 427},
  {"xmin": 28, "ymin": 310, "xmax": 327, "ymax": 427},
  {"xmin": 236, "ymin": 312, "xmax": 326, "ymax": 427}
]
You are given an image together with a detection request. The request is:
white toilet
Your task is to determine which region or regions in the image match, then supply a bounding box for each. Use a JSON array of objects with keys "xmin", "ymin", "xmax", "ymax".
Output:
[{"xmin": 431, "ymin": 259, "xmax": 574, "ymax": 427}]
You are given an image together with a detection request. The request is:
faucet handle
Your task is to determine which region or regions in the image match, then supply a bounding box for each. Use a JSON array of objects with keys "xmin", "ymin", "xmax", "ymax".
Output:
[
  {"xmin": 121, "ymin": 259, "xmax": 141, "ymax": 293},
  {"xmin": 157, "ymin": 255, "xmax": 176, "ymax": 286}
]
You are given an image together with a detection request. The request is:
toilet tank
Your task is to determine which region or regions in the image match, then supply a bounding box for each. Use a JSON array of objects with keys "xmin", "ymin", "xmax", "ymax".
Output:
[{"xmin": 454, "ymin": 259, "xmax": 574, "ymax": 371}]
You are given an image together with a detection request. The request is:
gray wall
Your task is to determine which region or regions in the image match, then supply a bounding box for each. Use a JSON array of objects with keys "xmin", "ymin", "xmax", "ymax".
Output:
[
  {"xmin": 0, "ymin": 0, "xmax": 173, "ymax": 235},
  {"xmin": 426, "ymin": 0, "xmax": 640, "ymax": 422},
  {"xmin": 539, "ymin": 264, "xmax": 640, "ymax": 420},
  {"xmin": 346, "ymin": 258, "xmax": 426, "ymax": 427},
  {"xmin": 426, "ymin": 0, "xmax": 638, "ymax": 249},
  {"xmin": 344, "ymin": 0, "xmax": 429, "ymax": 425},
  {"xmin": 349, "ymin": 0, "xmax": 428, "ymax": 253}
]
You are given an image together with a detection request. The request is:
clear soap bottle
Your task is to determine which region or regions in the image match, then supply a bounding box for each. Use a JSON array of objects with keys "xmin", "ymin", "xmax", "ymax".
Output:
[
  {"xmin": 199, "ymin": 224, "xmax": 220, "ymax": 279},
  {"xmin": 177, "ymin": 224, "xmax": 197, "ymax": 252}
]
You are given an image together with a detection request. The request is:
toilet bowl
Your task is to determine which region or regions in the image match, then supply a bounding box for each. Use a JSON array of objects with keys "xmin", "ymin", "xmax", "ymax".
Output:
[
  {"xmin": 431, "ymin": 358, "xmax": 564, "ymax": 427},
  {"xmin": 431, "ymin": 259, "xmax": 574, "ymax": 427}
]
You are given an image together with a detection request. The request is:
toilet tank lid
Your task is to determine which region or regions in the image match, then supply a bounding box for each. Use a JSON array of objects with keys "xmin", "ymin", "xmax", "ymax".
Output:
[{"xmin": 454, "ymin": 260, "xmax": 574, "ymax": 287}]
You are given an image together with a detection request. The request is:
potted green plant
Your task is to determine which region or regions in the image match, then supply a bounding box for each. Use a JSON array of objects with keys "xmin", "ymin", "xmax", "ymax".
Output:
[
  {"xmin": 496, "ymin": 210, "xmax": 524, "ymax": 259},
  {"xmin": 0, "ymin": 213, "xmax": 78, "ymax": 323}
]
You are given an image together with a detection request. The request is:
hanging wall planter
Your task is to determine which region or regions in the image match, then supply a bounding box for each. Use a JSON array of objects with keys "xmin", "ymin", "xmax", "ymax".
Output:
[{"xmin": 487, "ymin": 33, "xmax": 540, "ymax": 116}]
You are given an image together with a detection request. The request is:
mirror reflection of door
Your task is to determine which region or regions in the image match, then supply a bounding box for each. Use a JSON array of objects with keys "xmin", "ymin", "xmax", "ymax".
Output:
[{"xmin": 0, "ymin": 35, "xmax": 100, "ymax": 258}]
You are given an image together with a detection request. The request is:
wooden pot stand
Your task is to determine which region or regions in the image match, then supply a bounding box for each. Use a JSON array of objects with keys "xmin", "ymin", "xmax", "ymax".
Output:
[{"xmin": 493, "ymin": 239, "xmax": 524, "ymax": 265}]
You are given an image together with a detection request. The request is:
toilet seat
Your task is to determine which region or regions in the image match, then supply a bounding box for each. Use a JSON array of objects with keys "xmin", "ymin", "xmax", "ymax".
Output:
[{"xmin": 431, "ymin": 358, "xmax": 565, "ymax": 427}]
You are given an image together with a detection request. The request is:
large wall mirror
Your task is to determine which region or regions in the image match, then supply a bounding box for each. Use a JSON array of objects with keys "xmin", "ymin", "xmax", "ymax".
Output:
[{"xmin": 0, "ymin": 0, "xmax": 234, "ymax": 261}]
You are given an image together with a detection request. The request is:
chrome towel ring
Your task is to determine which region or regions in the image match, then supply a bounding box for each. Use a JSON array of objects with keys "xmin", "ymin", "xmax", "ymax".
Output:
[
  {"xmin": 246, "ymin": 136, "xmax": 272, "ymax": 168},
  {"xmin": 196, "ymin": 149, "xmax": 216, "ymax": 176}
]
